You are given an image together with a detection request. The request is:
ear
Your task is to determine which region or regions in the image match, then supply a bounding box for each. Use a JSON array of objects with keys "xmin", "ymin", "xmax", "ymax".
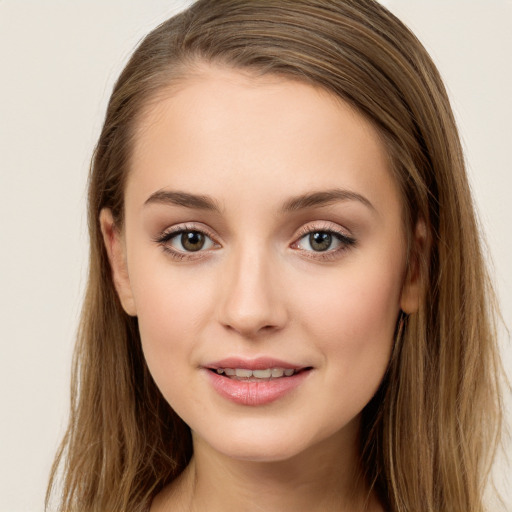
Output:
[
  {"xmin": 99, "ymin": 208, "xmax": 137, "ymax": 316},
  {"xmin": 400, "ymin": 219, "xmax": 428, "ymax": 314}
]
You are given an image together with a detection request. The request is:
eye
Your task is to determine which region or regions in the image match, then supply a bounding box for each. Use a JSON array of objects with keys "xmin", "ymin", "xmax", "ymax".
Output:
[
  {"xmin": 292, "ymin": 225, "xmax": 356, "ymax": 258},
  {"xmin": 171, "ymin": 230, "xmax": 214, "ymax": 252},
  {"xmin": 154, "ymin": 226, "xmax": 218, "ymax": 258},
  {"xmin": 301, "ymin": 231, "xmax": 338, "ymax": 252}
]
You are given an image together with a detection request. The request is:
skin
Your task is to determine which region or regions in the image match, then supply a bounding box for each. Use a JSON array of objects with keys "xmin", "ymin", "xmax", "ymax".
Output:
[{"xmin": 101, "ymin": 65, "xmax": 422, "ymax": 511}]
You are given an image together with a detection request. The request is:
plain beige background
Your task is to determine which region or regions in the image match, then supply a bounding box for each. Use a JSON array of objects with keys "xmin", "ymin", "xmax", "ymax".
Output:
[{"xmin": 0, "ymin": 1, "xmax": 510, "ymax": 510}]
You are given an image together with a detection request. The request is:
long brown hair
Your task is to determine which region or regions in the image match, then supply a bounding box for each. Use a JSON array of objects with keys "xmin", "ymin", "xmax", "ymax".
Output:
[{"xmin": 47, "ymin": 1, "xmax": 503, "ymax": 510}]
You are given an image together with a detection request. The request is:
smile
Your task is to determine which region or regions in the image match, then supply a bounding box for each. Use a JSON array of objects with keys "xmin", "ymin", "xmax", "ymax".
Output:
[
  {"xmin": 213, "ymin": 367, "xmax": 298, "ymax": 379},
  {"xmin": 204, "ymin": 359, "xmax": 313, "ymax": 406}
]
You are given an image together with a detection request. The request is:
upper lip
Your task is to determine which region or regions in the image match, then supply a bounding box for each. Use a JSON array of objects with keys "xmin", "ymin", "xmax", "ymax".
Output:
[{"xmin": 205, "ymin": 357, "xmax": 308, "ymax": 371}]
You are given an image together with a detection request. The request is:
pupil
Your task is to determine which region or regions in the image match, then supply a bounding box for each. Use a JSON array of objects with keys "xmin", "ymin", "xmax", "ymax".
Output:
[
  {"xmin": 181, "ymin": 231, "xmax": 205, "ymax": 251},
  {"xmin": 310, "ymin": 232, "xmax": 332, "ymax": 251}
]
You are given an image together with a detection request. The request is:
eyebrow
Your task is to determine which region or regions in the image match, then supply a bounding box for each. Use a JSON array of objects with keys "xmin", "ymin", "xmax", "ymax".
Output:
[
  {"xmin": 281, "ymin": 189, "xmax": 375, "ymax": 213},
  {"xmin": 144, "ymin": 190, "xmax": 222, "ymax": 212},
  {"xmin": 143, "ymin": 187, "xmax": 375, "ymax": 214}
]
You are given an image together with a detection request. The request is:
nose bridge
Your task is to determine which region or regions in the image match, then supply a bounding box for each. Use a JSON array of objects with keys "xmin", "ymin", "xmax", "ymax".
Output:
[{"xmin": 218, "ymin": 239, "xmax": 287, "ymax": 336}]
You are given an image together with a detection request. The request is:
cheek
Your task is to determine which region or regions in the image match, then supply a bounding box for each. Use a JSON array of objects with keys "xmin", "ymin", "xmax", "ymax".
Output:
[
  {"xmin": 300, "ymin": 260, "xmax": 402, "ymax": 340},
  {"xmin": 127, "ymin": 259, "xmax": 215, "ymax": 385},
  {"xmin": 295, "ymin": 256, "xmax": 403, "ymax": 406}
]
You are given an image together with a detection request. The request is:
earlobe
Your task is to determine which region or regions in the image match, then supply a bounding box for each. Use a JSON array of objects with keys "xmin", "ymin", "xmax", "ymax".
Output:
[
  {"xmin": 99, "ymin": 209, "xmax": 137, "ymax": 316},
  {"xmin": 400, "ymin": 219, "xmax": 428, "ymax": 314}
]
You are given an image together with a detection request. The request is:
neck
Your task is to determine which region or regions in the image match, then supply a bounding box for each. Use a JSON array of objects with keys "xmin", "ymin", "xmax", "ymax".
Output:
[{"xmin": 153, "ymin": 422, "xmax": 383, "ymax": 512}]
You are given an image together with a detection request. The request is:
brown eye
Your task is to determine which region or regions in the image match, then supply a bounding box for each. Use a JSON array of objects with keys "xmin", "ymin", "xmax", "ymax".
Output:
[
  {"xmin": 156, "ymin": 228, "xmax": 217, "ymax": 255},
  {"xmin": 309, "ymin": 232, "xmax": 332, "ymax": 252},
  {"xmin": 181, "ymin": 231, "xmax": 205, "ymax": 252},
  {"xmin": 293, "ymin": 227, "xmax": 356, "ymax": 257}
]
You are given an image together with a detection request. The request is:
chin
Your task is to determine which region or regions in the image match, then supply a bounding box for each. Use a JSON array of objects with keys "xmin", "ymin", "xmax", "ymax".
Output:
[
  {"xmin": 193, "ymin": 419, "xmax": 340, "ymax": 464},
  {"xmin": 192, "ymin": 423, "xmax": 311, "ymax": 462}
]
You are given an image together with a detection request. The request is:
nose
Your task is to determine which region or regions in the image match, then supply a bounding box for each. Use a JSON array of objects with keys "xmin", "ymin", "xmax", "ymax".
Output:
[{"xmin": 217, "ymin": 246, "xmax": 288, "ymax": 338}]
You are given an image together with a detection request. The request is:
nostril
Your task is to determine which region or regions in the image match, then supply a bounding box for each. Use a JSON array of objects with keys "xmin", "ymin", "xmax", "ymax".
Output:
[
  {"xmin": 217, "ymin": 265, "xmax": 289, "ymax": 336},
  {"xmin": 222, "ymin": 320, "xmax": 282, "ymax": 338}
]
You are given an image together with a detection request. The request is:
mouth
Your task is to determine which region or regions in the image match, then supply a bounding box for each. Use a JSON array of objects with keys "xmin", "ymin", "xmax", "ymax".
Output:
[
  {"xmin": 208, "ymin": 367, "xmax": 310, "ymax": 381},
  {"xmin": 204, "ymin": 359, "xmax": 313, "ymax": 406}
]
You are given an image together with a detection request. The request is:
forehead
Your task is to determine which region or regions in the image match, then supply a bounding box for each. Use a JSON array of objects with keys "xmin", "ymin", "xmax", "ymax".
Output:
[{"xmin": 126, "ymin": 65, "xmax": 399, "ymax": 218}]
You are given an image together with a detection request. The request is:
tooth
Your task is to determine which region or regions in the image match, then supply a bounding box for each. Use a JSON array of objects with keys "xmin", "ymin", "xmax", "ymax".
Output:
[
  {"xmin": 271, "ymin": 368, "xmax": 284, "ymax": 377},
  {"xmin": 253, "ymin": 369, "xmax": 272, "ymax": 378},
  {"xmin": 216, "ymin": 368, "xmax": 224, "ymax": 374},
  {"xmin": 235, "ymin": 369, "xmax": 253, "ymax": 378},
  {"xmin": 284, "ymin": 369, "xmax": 295, "ymax": 376},
  {"xmin": 224, "ymin": 368, "xmax": 236, "ymax": 376}
]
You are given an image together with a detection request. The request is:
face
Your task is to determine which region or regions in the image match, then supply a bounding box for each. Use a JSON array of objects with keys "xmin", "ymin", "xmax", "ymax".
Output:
[{"xmin": 102, "ymin": 65, "xmax": 420, "ymax": 462}]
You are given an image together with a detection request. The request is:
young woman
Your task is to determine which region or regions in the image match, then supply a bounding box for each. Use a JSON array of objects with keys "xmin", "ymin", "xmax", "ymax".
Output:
[{"xmin": 46, "ymin": 1, "xmax": 504, "ymax": 511}]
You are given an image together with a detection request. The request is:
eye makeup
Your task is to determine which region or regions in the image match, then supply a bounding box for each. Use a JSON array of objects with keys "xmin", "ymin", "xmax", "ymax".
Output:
[
  {"xmin": 290, "ymin": 221, "xmax": 357, "ymax": 262},
  {"xmin": 152, "ymin": 219, "xmax": 356, "ymax": 263},
  {"xmin": 152, "ymin": 223, "xmax": 220, "ymax": 261}
]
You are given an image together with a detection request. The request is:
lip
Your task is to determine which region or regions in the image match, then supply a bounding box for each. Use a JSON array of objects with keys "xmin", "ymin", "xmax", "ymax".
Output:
[
  {"xmin": 205, "ymin": 357, "xmax": 305, "ymax": 371},
  {"xmin": 203, "ymin": 357, "xmax": 312, "ymax": 406}
]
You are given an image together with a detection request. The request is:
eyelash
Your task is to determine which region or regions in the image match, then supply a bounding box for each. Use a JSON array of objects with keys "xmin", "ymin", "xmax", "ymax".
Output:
[
  {"xmin": 153, "ymin": 222, "xmax": 356, "ymax": 262},
  {"xmin": 153, "ymin": 224, "xmax": 219, "ymax": 261},
  {"xmin": 292, "ymin": 223, "xmax": 356, "ymax": 261}
]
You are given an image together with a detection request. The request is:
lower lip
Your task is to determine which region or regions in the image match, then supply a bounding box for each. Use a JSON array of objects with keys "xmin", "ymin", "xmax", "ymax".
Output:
[{"xmin": 205, "ymin": 369, "xmax": 311, "ymax": 406}]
